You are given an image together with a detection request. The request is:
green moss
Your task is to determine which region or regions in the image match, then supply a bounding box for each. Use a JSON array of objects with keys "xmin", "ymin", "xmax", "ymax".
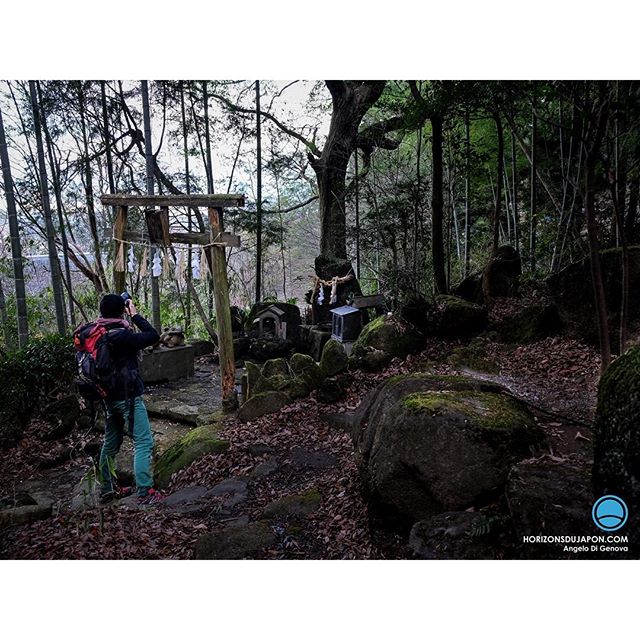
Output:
[
  {"xmin": 448, "ymin": 340, "xmax": 499, "ymax": 374},
  {"xmin": 262, "ymin": 488, "xmax": 322, "ymax": 518},
  {"xmin": 154, "ymin": 424, "xmax": 229, "ymax": 489},
  {"xmin": 435, "ymin": 295, "xmax": 488, "ymax": 338},
  {"xmin": 262, "ymin": 358, "xmax": 290, "ymax": 379},
  {"xmin": 593, "ymin": 345, "xmax": 640, "ymax": 500},
  {"xmin": 352, "ymin": 315, "xmax": 424, "ymax": 368},
  {"xmin": 402, "ymin": 390, "xmax": 535, "ymax": 431},
  {"xmin": 320, "ymin": 339, "xmax": 349, "ymax": 377},
  {"xmin": 499, "ymin": 305, "xmax": 561, "ymax": 344}
]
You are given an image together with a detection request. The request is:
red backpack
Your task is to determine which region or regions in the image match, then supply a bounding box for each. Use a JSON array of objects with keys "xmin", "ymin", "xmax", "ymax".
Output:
[{"xmin": 73, "ymin": 321, "xmax": 127, "ymax": 400}]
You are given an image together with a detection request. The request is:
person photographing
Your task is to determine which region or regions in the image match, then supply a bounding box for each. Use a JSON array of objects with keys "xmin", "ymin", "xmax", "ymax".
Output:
[{"xmin": 78, "ymin": 293, "xmax": 161, "ymax": 504}]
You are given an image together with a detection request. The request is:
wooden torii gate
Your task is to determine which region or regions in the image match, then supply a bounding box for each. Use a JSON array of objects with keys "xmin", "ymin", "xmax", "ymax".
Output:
[{"xmin": 100, "ymin": 193, "xmax": 245, "ymax": 411}]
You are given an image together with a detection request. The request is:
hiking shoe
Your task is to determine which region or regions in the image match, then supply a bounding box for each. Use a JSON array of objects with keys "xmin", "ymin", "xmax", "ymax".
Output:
[
  {"xmin": 117, "ymin": 486, "xmax": 134, "ymax": 498},
  {"xmin": 137, "ymin": 488, "xmax": 165, "ymax": 505},
  {"xmin": 99, "ymin": 490, "xmax": 118, "ymax": 505}
]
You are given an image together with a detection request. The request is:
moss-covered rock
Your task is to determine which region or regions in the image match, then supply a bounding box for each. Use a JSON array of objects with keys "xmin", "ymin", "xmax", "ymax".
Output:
[
  {"xmin": 262, "ymin": 489, "xmax": 322, "ymax": 519},
  {"xmin": 507, "ymin": 457, "xmax": 594, "ymax": 557},
  {"xmin": 498, "ymin": 304, "xmax": 562, "ymax": 343},
  {"xmin": 354, "ymin": 373, "xmax": 546, "ymax": 528},
  {"xmin": 262, "ymin": 357, "xmax": 290, "ymax": 379},
  {"xmin": 193, "ymin": 521, "xmax": 275, "ymax": 559},
  {"xmin": 154, "ymin": 425, "xmax": 229, "ymax": 489},
  {"xmin": 282, "ymin": 375, "xmax": 313, "ymax": 400},
  {"xmin": 593, "ymin": 346, "xmax": 640, "ymax": 504},
  {"xmin": 245, "ymin": 361, "xmax": 263, "ymax": 397},
  {"xmin": 482, "ymin": 245, "xmax": 521, "ymax": 299},
  {"xmin": 237, "ymin": 391, "xmax": 289, "ymax": 423},
  {"xmin": 351, "ymin": 314, "xmax": 425, "ymax": 371},
  {"xmin": 319, "ymin": 339, "xmax": 349, "ymax": 377},
  {"xmin": 290, "ymin": 352, "xmax": 324, "ymax": 387},
  {"xmin": 546, "ymin": 246, "xmax": 640, "ymax": 350},
  {"xmin": 452, "ymin": 272, "xmax": 484, "ymax": 305},
  {"xmin": 435, "ymin": 295, "xmax": 488, "ymax": 338},
  {"xmin": 448, "ymin": 338, "xmax": 499, "ymax": 373}
]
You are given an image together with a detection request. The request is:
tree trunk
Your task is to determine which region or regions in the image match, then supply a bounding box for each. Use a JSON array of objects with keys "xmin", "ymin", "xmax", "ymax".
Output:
[
  {"xmin": 0, "ymin": 104, "xmax": 29, "ymax": 347},
  {"xmin": 202, "ymin": 81, "xmax": 214, "ymax": 192},
  {"xmin": 29, "ymin": 80, "xmax": 66, "ymax": 336},
  {"xmin": 354, "ymin": 148, "xmax": 361, "ymax": 279},
  {"xmin": 180, "ymin": 81, "xmax": 193, "ymax": 332},
  {"xmin": 464, "ymin": 111, "xmax": 471, "ymax": 276},
  {"xmin": 511, "ymin": 130, "xmax": 519, "ymax": 253},
  {"xmin": 492, "ymin": 111, "xmax": 504, "ymax": 255},
  {"xmin": 78, "ymin": 81, "xmax": 109, "ymax": 294},
  {"xmin": 584, "ymin": 95, "xmax": 611, "ymax": 372},
  {"xmin": 141, "ymin": 80, "xmax": 162, "ymax": 331},
  {"xmin": 625, "ymin": 174, "xmax": 639, "ymax": 244},
  {"xmin": 530, "ymin": 107, "xmax": 537, "ymax": 274},
  {"xmin": 255, "ymin": 80, "xmax": 263, "ymax": 303},
  {"xmin": 431, "ymin": 113, "xmax": 447, "ymax": 294},
  {"xmin": 40, "ymin": 84, "xmax": 75, "ymax": 325},
  {"xmin": 310, "ymin": 82, "xmax": 385, "ymax": 263}
]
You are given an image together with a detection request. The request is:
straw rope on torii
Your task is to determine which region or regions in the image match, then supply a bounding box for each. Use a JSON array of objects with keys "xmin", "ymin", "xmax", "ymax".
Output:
[{"xmin": 101, "ymin": 192, "xmax": 244, "ymax": 411}]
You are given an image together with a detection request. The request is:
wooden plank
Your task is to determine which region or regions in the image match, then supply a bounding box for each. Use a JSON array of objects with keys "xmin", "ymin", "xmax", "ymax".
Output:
[
  {"xmin": 217, "ymin": 232, "xmax": 241, "ymax": 248},
  {"xmin": 208, "ymin": 206, "xmax": 237, "ymax": 412},
  {"xmin": 159, "ymin": 206, "xmax": 171, "ymax": 246},
  {"xmin": 119, "ymin": 228, "xmax": 211, "ymax": 246},
  {"xmin": 113, "ymin": 205, "xmax": 127, "ymax": 294},
  {"xmin": 144, "ymin": 208, "xmax": 165, "ymax": 244},
  {"xmin": 101, "ymin": 193, "xmax": 245, "ymax": 208}
]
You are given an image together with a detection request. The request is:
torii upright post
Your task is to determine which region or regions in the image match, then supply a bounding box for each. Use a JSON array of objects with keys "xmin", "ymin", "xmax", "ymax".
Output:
[
  {"xmin": 102, "ymin": 192, "xmax": 243, "ymax": 412},
  {"xmin": 209, "ymin": 206, "xmax": 237, "ymax": 412}
]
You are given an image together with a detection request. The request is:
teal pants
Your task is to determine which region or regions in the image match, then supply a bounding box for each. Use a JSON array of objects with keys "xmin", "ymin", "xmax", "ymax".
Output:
[{"xmin": 99, "ymin": 397, "xmax": 154, "ymax": 497}]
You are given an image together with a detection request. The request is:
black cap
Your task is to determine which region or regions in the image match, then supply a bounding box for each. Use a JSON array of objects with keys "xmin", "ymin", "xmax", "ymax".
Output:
[{"xmin": 100, "ymin": 293, "xmax": 126, "ymax": 318}]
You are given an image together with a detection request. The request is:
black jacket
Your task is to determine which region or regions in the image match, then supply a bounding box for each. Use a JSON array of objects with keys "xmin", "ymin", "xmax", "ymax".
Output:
[{"xmin": 106, "ymin": 314, "xmax": 159, "ymax": 400}]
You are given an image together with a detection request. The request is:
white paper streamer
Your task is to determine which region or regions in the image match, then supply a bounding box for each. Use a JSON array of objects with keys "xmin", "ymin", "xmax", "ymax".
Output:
[
  {"xmin": 192, "ymin": 248, "xmax": 201, "ymax": 280},
  {"xmin": 151, "ymin": 249, "xmax": 162, "ymax": 277},
  {"xmin": 127, "ymin": 245, "xmax": 136, "ymax": 273}
]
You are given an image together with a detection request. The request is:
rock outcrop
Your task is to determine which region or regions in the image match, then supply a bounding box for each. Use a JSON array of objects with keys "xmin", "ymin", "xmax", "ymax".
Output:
[
  {"xmin": 350, "ymin": 314, "xmax": 425, "ymax": 371},
  {"xmin": 593, "ymin": 345, "xmax": 640, "ymax": 505},
  {"xmin": 482, "ymin": 245, "xmax": 521, "ymax": 299},
  {"xmin": 154, "ymin": 424, "xmax": 229, "ymax": 489},
  {"xmin": 353, "ymin": 373, "xmax": 546, "ymax": 528}
]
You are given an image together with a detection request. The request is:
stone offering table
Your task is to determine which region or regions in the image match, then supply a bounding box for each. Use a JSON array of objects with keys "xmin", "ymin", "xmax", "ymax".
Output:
[{"xmin": 139, "ymin": 345, "xmax": 195, "ymax": 384}]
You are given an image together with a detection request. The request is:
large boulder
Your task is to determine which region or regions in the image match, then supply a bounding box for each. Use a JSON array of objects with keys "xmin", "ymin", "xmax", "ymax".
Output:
[
  {"xmin": 547, "ymin": 246, "xmax": 640, "ymax": 349},
  {"xmin": 452, "ymin": 272, "xmax": 484, "ymax": 305},
  {"xmin": 319, "ymin": 339, "xmax": 348, "ymax": 377},
  {"xmin": 482, "ymin": 245, "xmax": 521, "ymax": 299},
  {"xmin": 248, "ymin": 336, "xmax": 293, "ymax": 361},
  {"xmin": 593, "ymin": 345, "xmax": 640, "ymax": 505},
  {"xmin": 237, "ymin": 391, "xmax": 289, "ymax": 423},
  {"xmin": 154, "ymin": 425, "xmax": 229, "ymax": 489},
  {"xmin": 408, "ymin": 511, "xmax": 506, "ymax": 560},
  {"xmin": 353, "ymin": 374, "xmax": 546, "ymax": 528},
  {"xmin": 350, "ymin": 315, "xmax": 425, "ymax": 371},
  {"xmin": 193, "ymin": 521, "xmax": 275, "ymax": 559},
  {"xmin": 447, "ymin": 337, "xmax": 499, "ymax": 373},
  {"xmin": 497, "ymin": 304, "xmax": 562, "ymax": 343},
  {"xmin": 507, "ymin": 457, "xmax": 594, "ymax": 557},
  {"xmin": 435, "ymin": 295, "xmax": 488, "ymax": 338}
]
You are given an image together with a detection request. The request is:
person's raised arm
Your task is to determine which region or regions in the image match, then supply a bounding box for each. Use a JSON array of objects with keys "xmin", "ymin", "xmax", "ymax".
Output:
[{"xmin": 124, "ymin": 300, "xmax": 160, "ymax": 349}]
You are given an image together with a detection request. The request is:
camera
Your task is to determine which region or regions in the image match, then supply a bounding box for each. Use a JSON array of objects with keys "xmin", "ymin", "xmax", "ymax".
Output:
[{"xmin": 121, "ymin": 291, "xmax": 132, "ymax": 309}]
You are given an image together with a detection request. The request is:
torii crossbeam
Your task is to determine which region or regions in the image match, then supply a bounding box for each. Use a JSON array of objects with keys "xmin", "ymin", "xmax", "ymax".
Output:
[{"xmin": 100, "ymin": 192, "xmax": 245, "ymax": 411}]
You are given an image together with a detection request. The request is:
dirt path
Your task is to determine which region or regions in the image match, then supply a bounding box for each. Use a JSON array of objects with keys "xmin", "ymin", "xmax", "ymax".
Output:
[{"xmin": 0, "ymin": 335, "xmax": 601, "ymax": 560}]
